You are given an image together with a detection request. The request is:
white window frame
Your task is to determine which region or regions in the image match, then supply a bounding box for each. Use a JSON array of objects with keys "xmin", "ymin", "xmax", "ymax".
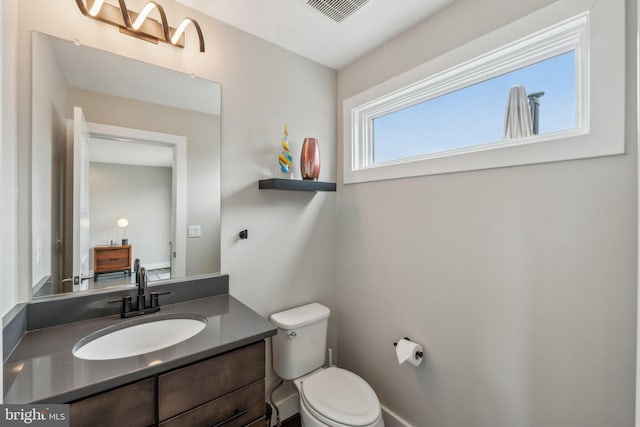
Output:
[{"xmin": 343, "ymin": 0, "xmax": 625, "ymax": 184}]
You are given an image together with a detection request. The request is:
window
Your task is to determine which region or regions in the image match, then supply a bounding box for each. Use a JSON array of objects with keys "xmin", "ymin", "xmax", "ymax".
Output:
[
  {"xmin": 343, "ymin": 0, "xmax": 625, "ymax": 184},
  {"xmin": 372, "ymin": 51, "xmax": 576, "ymax": 164}
]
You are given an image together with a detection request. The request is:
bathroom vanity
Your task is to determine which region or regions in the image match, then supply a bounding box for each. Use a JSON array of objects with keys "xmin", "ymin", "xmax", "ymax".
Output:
[
  {"xmin": 3, "ymin": 287, "xmax": 276, "ymax": 427},
  {"xmin": 70, "ymin": 341, "xmax": 265, "ymax": 427}
]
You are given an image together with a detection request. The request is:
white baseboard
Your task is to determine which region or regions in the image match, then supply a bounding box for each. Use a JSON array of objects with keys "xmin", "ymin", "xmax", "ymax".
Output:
[
  {"xmin": 381, "ymin": 404, "xmax": 413, "ymax": 427},
  {"xmin": 270, "ymin": 391, "xmax": 299, "ymax": 426},
  {"xmin": 268, "ymin": 394, "xmax": 412, "ymax": 427}
]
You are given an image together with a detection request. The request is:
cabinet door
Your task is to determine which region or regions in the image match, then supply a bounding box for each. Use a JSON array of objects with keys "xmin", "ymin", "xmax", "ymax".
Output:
[
  {"xmin": 69, "ymin": 378, "xmax": 155, "ymax": 427},
  {"xmin": 159, "ymin": 380, "xmax": 265, "ymax": 427},
  {"xmin": 246, "ymin": 417, "xmax": 267, "ymax": 427},
  {"xmin": 158, "ymin": 341, "xmax": 265, "ymax": 421}
]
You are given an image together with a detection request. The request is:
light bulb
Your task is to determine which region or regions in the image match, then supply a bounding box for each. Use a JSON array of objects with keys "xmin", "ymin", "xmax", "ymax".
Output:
[
  {"xmin": 88, "ymin": 0, "xmax": 106, "ymax": 17},
  {"xmin": 171, "ymin": 18, "xmax": 193, "ymax": 45},
  {"xmin": 132, "ymin": 2, "xmax": 158, "ymax": 30}
]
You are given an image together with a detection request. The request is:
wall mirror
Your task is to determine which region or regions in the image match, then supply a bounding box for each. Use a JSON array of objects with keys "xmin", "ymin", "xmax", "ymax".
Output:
[{"xmin": 31, "ymin": 32, "xmax": 221, "ymax": 299}]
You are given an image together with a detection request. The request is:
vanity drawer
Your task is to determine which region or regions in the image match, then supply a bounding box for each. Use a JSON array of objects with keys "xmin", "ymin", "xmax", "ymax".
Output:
[
  {"xmin": 246, "ymin": 418, "xmax": 267, "ymax": 426},
  {"xmin": 93, "ymin": 246, "xmax": 129, "ymax": 262},
  {"xmin": 158, "ymin": 341, "xmax": 265, "ymax": 421},
  {"xmin": 69, "ymin": 378, "xmax": 155, "ymax": 427},
  {"xmin": 159, "ymin": 379, "xmax": 265, "ymax": 427},
  {"xmin": 96, "ymin": 257, "xmax": 128, "ymax": 269}
]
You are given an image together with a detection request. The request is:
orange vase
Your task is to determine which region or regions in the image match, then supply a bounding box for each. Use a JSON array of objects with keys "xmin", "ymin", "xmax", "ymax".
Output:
[{"xmin": 300, "ymin": 138, "xmax": 320, "ymax": 181}]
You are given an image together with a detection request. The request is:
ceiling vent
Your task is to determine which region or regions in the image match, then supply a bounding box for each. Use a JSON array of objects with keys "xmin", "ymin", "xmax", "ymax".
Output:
[{"xmin": 306, "ymin": 0, "xmax": 370, "ymax": 23}]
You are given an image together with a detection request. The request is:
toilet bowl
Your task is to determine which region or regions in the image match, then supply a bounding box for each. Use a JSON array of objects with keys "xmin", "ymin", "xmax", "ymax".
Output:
[
  {"xmin": 294, "ymin": 367, "xmax": 384, "ymax": 427},
  {"xmin": 270, "ymin": 303, "xmax": 384, "ymax": 427}
]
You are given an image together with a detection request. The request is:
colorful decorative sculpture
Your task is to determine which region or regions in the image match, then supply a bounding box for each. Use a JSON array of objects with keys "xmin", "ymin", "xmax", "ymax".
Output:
[{"xmin": 278, "ymin": 124, "xmax": 293, "ymax": 173}]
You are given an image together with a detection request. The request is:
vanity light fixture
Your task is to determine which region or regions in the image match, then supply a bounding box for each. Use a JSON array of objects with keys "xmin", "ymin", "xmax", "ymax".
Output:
[{"xmin": 74, "ymin": 0, "xmax": 205, "ymax": 52}]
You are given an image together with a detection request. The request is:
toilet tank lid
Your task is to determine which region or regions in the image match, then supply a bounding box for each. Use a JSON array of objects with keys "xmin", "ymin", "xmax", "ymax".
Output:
[{"xmin": 270, "ymin": 303, "xmax": 330, "ymax": 329}]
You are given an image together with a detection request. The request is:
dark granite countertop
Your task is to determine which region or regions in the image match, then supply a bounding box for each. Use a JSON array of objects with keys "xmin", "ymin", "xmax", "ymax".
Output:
[{"xmin": 3, "ymin": 294, "xmax": 277, "ymax": 404}]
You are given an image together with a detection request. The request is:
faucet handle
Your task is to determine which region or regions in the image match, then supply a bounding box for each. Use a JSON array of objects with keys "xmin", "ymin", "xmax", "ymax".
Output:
[
  {"xmin": 108, "ymin": 295, "xmax": 132, "ymax": 317},
  {"xmin": 150, "ymin": 290, "xmax": 171, "ymax": 308}
]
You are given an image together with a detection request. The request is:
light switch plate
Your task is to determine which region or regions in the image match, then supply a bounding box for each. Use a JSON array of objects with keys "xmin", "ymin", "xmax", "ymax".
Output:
[{"xmin": 188, "ymin": 225, "xmax": 202, "ymax": 238}]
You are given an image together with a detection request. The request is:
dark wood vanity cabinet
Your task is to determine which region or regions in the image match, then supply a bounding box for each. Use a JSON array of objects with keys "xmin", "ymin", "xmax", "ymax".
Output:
[
  {"xmin": 158, "ymin": 341, "xmax": 265, "ymax": 426},
  {"xmin": 158, "ymin": 380, "xmax": 265, "ymax": 427},
  {"xmin": 69, "ymin": 378, "xmax": 155, "ymax": 427},
  {"xmin": 68, "ymin": 341, "xmax": 266, "ymax": 427}
]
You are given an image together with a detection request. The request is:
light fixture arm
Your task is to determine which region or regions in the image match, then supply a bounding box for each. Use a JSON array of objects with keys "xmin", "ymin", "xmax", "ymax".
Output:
[
  {"xmin": 75, "ymin": 0, "xmax": 133, "ymax": 28},
  {"xmin": 132, "ymin": 1, "xmax": 171, "ymax": 42},
  {"xmin": 172, "ymin": 17, "xmax": 205, "ymax": 53},
  {"xmin": 74, "ymin": 0, "xmax": 205, "ymax": 52}
]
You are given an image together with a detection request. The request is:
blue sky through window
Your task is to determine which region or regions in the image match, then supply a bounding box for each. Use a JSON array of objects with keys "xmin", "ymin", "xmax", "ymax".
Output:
[{"xmin": 372, "ymin": 51, "xmax": 576, "ymax": 163}]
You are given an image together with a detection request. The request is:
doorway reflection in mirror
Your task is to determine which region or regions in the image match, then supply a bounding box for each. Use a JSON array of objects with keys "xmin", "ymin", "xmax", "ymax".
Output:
[{"xmin": 31, "ymin": 32, "xmax": 221, "ymax": 299}]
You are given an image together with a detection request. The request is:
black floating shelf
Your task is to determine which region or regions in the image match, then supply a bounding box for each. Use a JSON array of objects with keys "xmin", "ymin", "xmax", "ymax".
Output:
[{"xmin": 258, "ymin": 178, "xmax": 336, "ymax": 192}]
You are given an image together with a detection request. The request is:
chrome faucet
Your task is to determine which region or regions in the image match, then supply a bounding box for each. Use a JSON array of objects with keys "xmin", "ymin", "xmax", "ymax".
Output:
[{"xmin": 109, "ymin": 263, "xmax": 171, "ymax": 318}]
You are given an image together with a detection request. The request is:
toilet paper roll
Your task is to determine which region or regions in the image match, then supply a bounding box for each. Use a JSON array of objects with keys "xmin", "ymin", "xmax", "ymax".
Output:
[{"xmin": 395, "ymin": 338, "xmax": 423, "ymax": 367}]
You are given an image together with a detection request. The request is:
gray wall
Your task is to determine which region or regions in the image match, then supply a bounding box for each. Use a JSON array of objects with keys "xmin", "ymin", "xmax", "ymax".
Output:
[
  {"xmin": 336, "ymin": 0, "xmax": 637, "ymax": 426},
  {"xmin": 89, "ymin": 162, "xmax": 172, "ymax": 270},
  {"xmin": 68, "ymin": 87, "xmax": 221, "ymax": 276}
]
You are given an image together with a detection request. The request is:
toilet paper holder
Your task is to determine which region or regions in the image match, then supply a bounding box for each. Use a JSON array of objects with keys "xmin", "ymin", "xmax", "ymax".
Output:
[{"xmin": 393, "ymin": 337, "xmax": 424, "ymax": 359}]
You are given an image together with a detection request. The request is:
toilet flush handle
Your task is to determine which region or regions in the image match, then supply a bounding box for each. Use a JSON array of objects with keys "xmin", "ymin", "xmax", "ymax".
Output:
[{"xmin": 288, "ymin": 331, "xmax": 297, "ymax": 339}]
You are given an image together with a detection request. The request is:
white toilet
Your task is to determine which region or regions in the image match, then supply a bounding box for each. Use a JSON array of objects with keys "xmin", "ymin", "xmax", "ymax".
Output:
[{"xmin": 270, "ymin": 303, "xmax": 384, "ymax": 427}]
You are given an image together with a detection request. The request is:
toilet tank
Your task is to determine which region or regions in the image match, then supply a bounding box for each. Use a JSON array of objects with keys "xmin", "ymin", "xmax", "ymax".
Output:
[{"xmin": 270, "ymin": 303, "xmax": 330, "ymax": 380}]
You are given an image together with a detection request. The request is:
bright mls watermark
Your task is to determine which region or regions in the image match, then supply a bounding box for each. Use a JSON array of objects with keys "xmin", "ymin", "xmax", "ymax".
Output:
[{"xmin": 1, "ymin": 405, "xmax": 69, "ymax": 426}]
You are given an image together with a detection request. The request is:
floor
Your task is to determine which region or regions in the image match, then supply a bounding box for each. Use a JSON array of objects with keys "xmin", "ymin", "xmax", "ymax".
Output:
[
  {"xmin": 281, "ymin": 414, "xmax": 302, "ymax": 427},
  {"xmin": 88, "ymin": 268, "xmax": 170, "ymax": 290},
  {"xmin": 89, "ymin": 271, "xmax": 135, "ymax": 289},
  {"xmin": 33, "ymin": 267, "xmax": 173, "ymax": 299}
]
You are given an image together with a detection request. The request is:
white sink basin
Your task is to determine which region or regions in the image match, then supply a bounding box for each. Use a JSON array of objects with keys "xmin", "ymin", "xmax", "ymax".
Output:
[{"xmin": 73, "ymin": 314, "xmax": 207, "ymax": 360}]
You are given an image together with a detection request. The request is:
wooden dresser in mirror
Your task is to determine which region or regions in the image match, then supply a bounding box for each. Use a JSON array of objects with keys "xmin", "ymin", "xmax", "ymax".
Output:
[{"xmin": 93, "ymin": 245, "xmax": 132, "ymax": 280}]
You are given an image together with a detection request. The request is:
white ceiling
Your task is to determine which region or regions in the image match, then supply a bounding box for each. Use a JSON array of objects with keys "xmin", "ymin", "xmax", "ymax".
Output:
[{"xmin": 173, "ymin": 0, "xmax": 456, "ymax": 69}]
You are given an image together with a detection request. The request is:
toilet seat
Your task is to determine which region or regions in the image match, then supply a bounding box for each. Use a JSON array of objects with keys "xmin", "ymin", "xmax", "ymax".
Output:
[{"xmin": 300, "ymin": 367, "xmax": 381, "ymax": 427}]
